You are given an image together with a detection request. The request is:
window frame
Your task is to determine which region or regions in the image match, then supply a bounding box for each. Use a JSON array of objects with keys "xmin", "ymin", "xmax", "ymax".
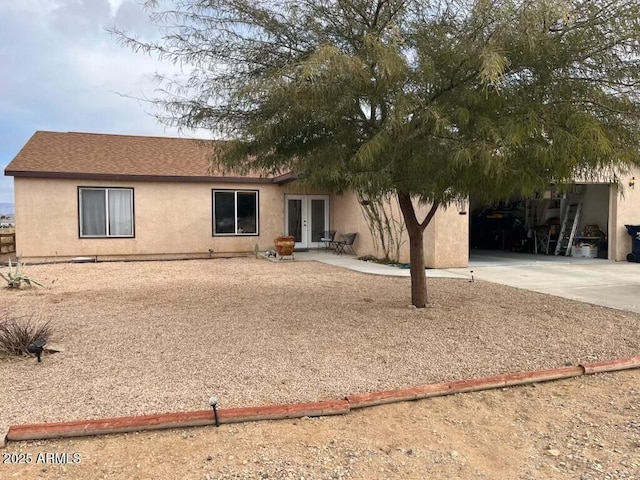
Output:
[
  {"xmin": 78, "ymin": 187, "xmax": 135, "ymax": 238},
  {"xmin": 212, "ymin": 189, "xmax": 260, "ymax": 236}
]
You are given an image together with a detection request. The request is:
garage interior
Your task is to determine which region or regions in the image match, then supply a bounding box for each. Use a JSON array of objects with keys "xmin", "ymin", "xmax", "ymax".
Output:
[{"xmin": 469, "ymin": 184, "xmax": 610, "ymax": 260}]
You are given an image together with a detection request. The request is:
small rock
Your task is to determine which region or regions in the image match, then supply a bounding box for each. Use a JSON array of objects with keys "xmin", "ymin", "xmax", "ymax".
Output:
[
  {"xmin": 205, "ymin": 455, "xmax": 213, "ymax": 461},
  {"xmin": 547, "ymin": 449, "xmax": 561, "ymax": 457}
]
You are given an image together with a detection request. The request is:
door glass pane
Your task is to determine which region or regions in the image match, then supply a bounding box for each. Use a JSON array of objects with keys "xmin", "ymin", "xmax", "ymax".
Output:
[
  {"xmin": 311, "ymin": 199, "xmax": 325, "ymax": 243},
  {"xmin": 287, "ymin": 199, "xmax": 302, "ymax": 242}
]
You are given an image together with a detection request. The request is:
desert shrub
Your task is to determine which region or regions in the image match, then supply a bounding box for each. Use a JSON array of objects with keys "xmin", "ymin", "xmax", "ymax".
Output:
[
  {"xmin": 0, "ymin": 313, "xmax": 53, "ymax": 356},
  {"xmin": 0, "ymin": 259, "xmax": 44, "ymax": 289}
]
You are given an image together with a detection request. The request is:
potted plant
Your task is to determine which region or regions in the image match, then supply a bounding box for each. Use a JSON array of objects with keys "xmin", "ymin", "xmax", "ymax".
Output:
[{"xmin": 274, "ymin": 235, "xmax": 295, "ymax": 258}]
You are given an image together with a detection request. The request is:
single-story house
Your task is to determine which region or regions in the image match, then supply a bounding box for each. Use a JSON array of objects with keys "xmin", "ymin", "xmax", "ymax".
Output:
[
  {"xmin": 4, "ymin": 131, "xmax": 467, "ymax": 267},
  {"xmin": 5, "ymin": 131, "xmax": 639, "ymax": 266}
]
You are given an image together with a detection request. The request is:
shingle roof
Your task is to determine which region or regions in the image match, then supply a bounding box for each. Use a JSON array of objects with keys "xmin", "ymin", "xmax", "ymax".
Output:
[{"xmin": 4, "ymin": 131, "xmax": 282, "ymax": 182}]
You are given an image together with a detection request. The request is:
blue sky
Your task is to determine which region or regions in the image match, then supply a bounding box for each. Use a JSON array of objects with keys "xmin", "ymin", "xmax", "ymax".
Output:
[{"xmin": 0, "ymin": 0, "xmax": 206, "ymax": 205}]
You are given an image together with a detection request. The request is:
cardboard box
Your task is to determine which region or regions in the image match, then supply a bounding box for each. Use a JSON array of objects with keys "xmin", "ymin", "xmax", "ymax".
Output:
[{"xmin": 572, "ymin": 244, "xmax": 598, "ymax": 258}]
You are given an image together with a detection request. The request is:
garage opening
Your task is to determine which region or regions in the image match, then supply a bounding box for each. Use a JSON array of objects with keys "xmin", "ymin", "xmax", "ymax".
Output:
[{"xmin": 469, "ymin": 184, "xmax": 611, "ymax": 260}]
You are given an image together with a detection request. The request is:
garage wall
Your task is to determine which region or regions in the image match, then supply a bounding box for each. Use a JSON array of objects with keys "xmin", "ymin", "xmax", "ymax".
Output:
[
  {"xmin": 428, "ymin": 203, "xmax": 469, "ymax": 268},
  {"xmin": 613, "ymin": 167, "xmax": 640, "ymax": 261},
  {"xmin": 331, "ymin": 191, "xmax": 468, "ymax": 268}
]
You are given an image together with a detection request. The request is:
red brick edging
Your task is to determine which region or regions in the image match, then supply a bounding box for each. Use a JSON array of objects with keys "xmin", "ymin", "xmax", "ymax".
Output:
[
  {"xmin": 5, "ymin": 400, "xmax": 349, "ymax": 442},
  {"xmin": 346, "ymin": 365, "xmax": 586, "ymax": 409},
  {"xmin": 3, "ymin": 356, "xmax": 639, "ymax": 446}
]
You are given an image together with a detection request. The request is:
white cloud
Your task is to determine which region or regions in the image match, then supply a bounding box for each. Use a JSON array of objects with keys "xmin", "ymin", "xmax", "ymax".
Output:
[
  {"xmin": 50, "ymin": 0, "xmax": 112, "ymax": 38},
  {"xmin": 0, "ymin": 0, "xmax": 209, "ymax": 203}
]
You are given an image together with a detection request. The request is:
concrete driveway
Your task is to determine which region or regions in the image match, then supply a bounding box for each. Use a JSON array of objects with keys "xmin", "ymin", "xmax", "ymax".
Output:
[
  {"xmin": 446, "ymin": 251, "xmax": 640, "ymax": 314},
  {"xmin": 297, "ymin": 249, "xmax": 640, "ymax": 314}
]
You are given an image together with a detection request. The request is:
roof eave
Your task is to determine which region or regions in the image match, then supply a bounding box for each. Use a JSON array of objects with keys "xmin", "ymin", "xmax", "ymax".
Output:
[
  {"xmin": 4, "ymin": 170, "xmax": 277, "ymax": 184},
  {"xmin": 272, "ymin": 172, "xmax": 300, "ymax": 185}
]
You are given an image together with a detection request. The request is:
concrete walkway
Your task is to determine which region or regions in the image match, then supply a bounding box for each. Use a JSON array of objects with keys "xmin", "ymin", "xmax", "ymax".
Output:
[
  {"xmin": 293, "ymin": 249, "xmax": 640, "ymax": 314},
  {"xmin": 292, "ymin": 250, "xmax": 468, "ymax": 278}
]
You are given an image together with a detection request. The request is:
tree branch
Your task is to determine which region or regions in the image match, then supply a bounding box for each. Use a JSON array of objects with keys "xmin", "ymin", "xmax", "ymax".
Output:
[{"xmin": 419, "ymin": 201, "xmax": 440, "ymax": 231}]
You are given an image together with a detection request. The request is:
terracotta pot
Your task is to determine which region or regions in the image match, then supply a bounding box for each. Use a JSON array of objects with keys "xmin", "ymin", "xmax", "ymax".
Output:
[{"xmin": 274, "ymin": 236, "xmax": 295, "ymax": 256}]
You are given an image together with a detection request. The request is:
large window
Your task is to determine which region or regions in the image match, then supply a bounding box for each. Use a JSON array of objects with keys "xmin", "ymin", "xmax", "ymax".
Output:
[
  {"xmin": 213, "ymin": 190, "xmax": 259, "ymax": 235},
  {"xmin": 79, "ymin": 187, "xmax": 134, "ymax": 238}
]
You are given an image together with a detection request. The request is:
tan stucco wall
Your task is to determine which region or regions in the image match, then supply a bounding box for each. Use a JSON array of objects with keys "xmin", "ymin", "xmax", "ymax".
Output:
[
  {"xmin": 20, "ymin": 172, "xmax": 634, "ymax": 265},
  {"xmin": 330, "ymin": 191, "xmax": 379, "ymax": 259},
  {"xmin": 425, "ymin": 203, "xmax": 469, "ymax": 268},
  {"xmin": 13, "ymin": 177, "xmax": 286, "ymax": 260},
  {"xmin": 612, "ymin": 168, "xmax": 640, "ymax": 261},
  {"xmin": 331, "ymin": 192, "xmax": 468, "ymax": 268}
]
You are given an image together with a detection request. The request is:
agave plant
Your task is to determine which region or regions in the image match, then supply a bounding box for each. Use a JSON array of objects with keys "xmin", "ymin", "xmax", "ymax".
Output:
[{"xmin": 0, "ymin": 259, "xmax": 44, "ymax": 289}]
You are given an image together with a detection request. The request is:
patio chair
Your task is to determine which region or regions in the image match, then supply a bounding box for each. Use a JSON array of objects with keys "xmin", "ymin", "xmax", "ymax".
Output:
[
  {"xmin": 334, "ymin": 233, "xmax": 357, "ymax": 255},
  {"xmin": 533, "ymin": 224, "xmax": 558, "ymax": 254},
  {"xmin": 318, "ymin": 230, "xmax": 337, "ymax": 251}
]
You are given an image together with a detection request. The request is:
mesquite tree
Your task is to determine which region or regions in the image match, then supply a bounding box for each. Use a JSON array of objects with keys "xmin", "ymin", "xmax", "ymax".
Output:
[{"xmin": 113, "ymin": 0, "xmax": 640, "ymax": 307}]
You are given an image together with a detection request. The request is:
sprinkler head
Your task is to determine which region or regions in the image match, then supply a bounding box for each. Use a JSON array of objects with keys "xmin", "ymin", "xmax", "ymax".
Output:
[{"xmin": 209, "ymin": 396, "xmax": 220, "ymax": 427}]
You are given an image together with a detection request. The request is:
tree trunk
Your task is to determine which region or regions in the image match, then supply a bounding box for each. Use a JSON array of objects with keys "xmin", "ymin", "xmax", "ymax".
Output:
[
  {"xmin": 397, "ymin": 192, "xmax": 440, "ymax": 308},
  {"xmin": 406, "ymin": 221, "xmax": 428, "ymax": 307}
]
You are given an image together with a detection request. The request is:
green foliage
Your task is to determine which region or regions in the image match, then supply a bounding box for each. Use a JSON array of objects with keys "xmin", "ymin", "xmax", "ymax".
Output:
[
  {"xmin": 113, "ymin": 0, "xmax": 640, "ymax": 204},
  {"xmin": 358, "ymin": 193, "xmax": 405, "ymax": 263},
  {"xmin": 0, "ymin": 313, "xmax": 53, "ymax": 356},
  {"xmin": 0, "ymin": 259, "xmax": 44, "ymax": 289},
  {"xmin": 113, "ymin": 0, "xmax": 640, "ymax": 305}
]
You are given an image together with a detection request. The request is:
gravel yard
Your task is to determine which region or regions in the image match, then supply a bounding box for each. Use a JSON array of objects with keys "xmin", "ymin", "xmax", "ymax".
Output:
[
  {"xmin": 1, "ymin": 257, "xmax": 639, "ymax": 439},
  {"xmin": 4, "ymin": 371, "xmax": 639, "ymax": 479}
]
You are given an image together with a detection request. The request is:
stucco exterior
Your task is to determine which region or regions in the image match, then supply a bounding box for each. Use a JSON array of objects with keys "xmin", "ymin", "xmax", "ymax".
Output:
[
  {"xmin": 8, "ymin": 131, "xmax": 638, "ymax": 267},
  {"xmin": 612, "ymin": 167, "xmax": 640, "ymax": 261},
  {"xmin": 13, "ymin": 177, "xmax": 287, "ymax": 261},
  {"xmin": 425, "ymin": 202, "xmax": 469, "ymax": 268},
  {"xmin": 11, "ymin": 172, "xmax": 637, "ymax": 266},
  {"xmin": 13, "ymin": 176, "xmax": 469, "ymax": 267},
  {"xmin": 331, "ymin": 191, "xmax": 468, "ymax": 268}
]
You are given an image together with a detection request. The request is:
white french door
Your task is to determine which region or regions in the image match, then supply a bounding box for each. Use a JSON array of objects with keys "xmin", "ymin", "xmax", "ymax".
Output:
[{"xmin": 284, "ymin": 195, "xmax": 330, "ymax": 249}]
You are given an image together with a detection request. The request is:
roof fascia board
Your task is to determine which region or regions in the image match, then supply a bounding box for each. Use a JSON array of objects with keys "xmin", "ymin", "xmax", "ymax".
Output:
[{"xmin": 4, "ymin": 170, "xmax": 276, "ymax": 184}]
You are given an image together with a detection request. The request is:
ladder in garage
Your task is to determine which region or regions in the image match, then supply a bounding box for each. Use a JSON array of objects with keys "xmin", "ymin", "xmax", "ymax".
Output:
[{"xmin": 554, "ymin": 192, "xmax": 584, "ymax": 256}]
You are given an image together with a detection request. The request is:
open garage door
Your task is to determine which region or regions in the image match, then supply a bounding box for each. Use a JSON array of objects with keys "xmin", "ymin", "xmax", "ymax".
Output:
[{"xmin": 469, "ymin": 184, "xmax": 611, "ymax": 260}]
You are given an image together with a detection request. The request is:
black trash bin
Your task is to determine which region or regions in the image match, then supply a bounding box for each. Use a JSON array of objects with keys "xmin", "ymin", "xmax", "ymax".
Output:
[{"xmin": 624, "ymin": 225, "xmax": 640, "ymax": 262}]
